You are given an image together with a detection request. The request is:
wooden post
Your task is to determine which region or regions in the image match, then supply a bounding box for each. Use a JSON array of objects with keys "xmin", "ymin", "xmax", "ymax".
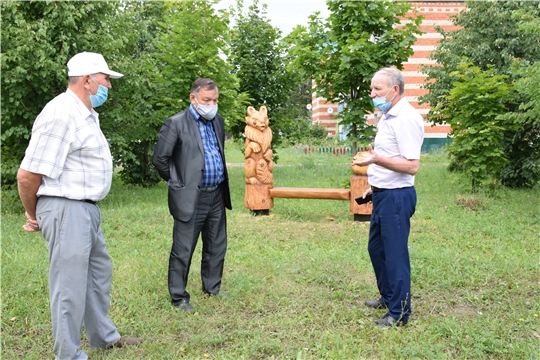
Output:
[
  {"xmin": 350, "ymin": 175, "xmax": 372, "ymax": 222},
  {"xmin": 245, "ymin": 184, "xmax": 273, "ymax": 210}
]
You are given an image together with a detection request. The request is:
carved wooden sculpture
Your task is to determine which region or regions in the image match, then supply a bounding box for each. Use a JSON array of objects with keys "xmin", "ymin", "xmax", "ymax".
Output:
[
  {"xmin": 242, "ymin": 106, "xmax": 372, "ymax": 220},
  {"xmin": 244, "ymin": 106, "xmax": 274, "ymax": 210}
]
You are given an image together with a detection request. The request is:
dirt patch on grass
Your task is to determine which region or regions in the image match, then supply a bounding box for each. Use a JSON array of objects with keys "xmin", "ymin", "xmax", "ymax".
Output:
[
  {"xmin": 456, "ymin": 196, "xmax": 484, "ymax": 211},
  {"xmin": 450, "ymin": 305, "xmax": 477, "ymax": 316}
]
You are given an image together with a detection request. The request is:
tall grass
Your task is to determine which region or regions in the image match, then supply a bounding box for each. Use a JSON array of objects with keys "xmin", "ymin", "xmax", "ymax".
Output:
[{"xmin": 2, "ymin": 144, "xmax": 539, "ymax": 359}]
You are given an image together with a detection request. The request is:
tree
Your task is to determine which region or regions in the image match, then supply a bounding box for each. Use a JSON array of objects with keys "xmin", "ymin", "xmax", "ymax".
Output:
[
  {"xmin": 282, "ymin": 79, "xmax": 313, "ymax": 123},
  {"xmin": 1, "ymin": 1, "xmax": 124, "ymax": 187},
  {"xmin": 1, "ymin": 1, "xmax": 250, "ymax": 189},
  {"xmin": 228, "ymin": 0, "xmax": 300, "ymax": 145},
  {"xmin": 115, "ymin": 1, "xmax": 252, "ymax": 186},
  {"xmin": 420, "ymin": 0, "xmax": 540, "ymax": 188},
  {"xmin": 100, "ymin": 1, "xmax": 169, "ymax": 187},
  {"xmin": 151, "ymin": 1, "xmax": 249, "ymax": 133},
  {"xmin": 285, "ymin": 0, "xmax": 422, "ymax": 151}
]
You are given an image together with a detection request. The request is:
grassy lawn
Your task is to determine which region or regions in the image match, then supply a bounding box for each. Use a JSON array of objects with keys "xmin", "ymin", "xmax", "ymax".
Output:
[{"xmin": 2, "ymin": 143, "xmax": 539, "ymax": 359}]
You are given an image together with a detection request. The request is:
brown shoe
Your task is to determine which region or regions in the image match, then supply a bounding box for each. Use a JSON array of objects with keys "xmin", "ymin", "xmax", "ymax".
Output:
[{"xmin": 107, "ymin": 337, "xmax": 143, "ymax": 349}]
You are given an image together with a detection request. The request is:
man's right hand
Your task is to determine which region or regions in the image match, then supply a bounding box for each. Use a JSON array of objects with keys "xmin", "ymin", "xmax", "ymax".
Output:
[{"xmin": 23, "ymin": 211, "xmax": 40, "ymax": 232}]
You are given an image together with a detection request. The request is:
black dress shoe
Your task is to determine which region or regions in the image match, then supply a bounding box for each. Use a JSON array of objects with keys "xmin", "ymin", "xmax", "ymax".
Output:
[
  {"xmin": 374, "ymin": 313, "xmax": 408, "ymax": 327},
  {"xmin": 174, "ymin": 299, "xmax": 194, "ymax": 312},
  {"xmin": 364, "ymin": 299, "xmax": 388, "ymax": 309}
]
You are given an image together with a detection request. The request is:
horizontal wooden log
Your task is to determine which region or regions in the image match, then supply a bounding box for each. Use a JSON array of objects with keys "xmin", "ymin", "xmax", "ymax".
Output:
[{"xmin": 269, "ymin": 187, "xmax": 350, "ymax": 201}]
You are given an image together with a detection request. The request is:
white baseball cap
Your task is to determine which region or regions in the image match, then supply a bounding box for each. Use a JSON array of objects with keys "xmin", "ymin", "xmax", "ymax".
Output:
[{"xmin": 67, "ymin": 52, "xmax": 123, "ymax": 78}]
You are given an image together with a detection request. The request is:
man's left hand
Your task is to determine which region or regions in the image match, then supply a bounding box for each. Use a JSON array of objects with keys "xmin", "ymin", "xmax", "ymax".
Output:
[{"xmin": 352, "ymin": 144, "xmax": 378, "ymax": 167}]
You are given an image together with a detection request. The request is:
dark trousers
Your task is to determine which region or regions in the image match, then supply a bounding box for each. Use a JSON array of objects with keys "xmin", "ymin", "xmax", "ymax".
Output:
[
  {"xmin": 368, "ymin": 186, "xmax": 416, "ymax": 321},
  {"xmin": 169, "ymin": 186, "xmax": 227, "ymax": 305}
]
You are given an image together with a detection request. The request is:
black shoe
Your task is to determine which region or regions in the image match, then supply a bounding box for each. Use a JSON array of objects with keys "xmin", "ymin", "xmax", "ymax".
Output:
[
  {"xmin": 174, "ymin": 299, "xmax": 194, "ymax": 312},
  {"xmin": 364, "ymin": 299, "xmax": 387, "ymax": 309},
  {"xmin": 374, "ymin": 314, "xmax": 408, "ymax": 327}
]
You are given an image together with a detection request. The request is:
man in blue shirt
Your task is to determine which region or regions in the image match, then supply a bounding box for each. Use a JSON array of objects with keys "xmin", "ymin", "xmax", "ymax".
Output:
[{"xmin": 153, "ymin": 78, "xmax": 232, "ymax": 312}]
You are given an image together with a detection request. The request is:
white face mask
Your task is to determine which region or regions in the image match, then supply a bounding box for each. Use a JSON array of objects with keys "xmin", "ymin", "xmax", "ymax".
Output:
[{"xmin": 195, "ymin": 98, "xmax": 218, "ymax": 120}]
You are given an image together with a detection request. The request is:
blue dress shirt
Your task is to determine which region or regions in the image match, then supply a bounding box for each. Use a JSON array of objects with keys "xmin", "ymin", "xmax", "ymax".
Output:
[{"xmin": 189, "ymin": 104, "xmax": 224, "ymax": 187}]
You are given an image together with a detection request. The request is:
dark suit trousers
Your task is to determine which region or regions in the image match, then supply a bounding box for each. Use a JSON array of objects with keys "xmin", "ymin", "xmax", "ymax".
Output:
[
  {"xmin": 368, "ymin": 186, "xmax": 416, "ymax": 321},
  {"xmin": 169, "ymin": 186, "xmax": 227, "ymax": 305}
]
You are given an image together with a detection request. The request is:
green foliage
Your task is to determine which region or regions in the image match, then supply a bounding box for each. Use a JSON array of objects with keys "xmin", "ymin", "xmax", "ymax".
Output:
[
  {"xmin": 434, "ymin": 64, "xmax": 515, "ymax": 190},
  {"xmin": 284, "ymin": 79, "xmax": 313, "ymax": 122},
  {"xmin": 0, "ymin": 0, "xmax": 122, "ymax": 187},
  {"xmin": 152, "ymin": 1, "xmax": 249, "ymax": 131},
  {"xmin": 285, "ymin": 0, "xmax": 422, "ymax": 148},
  {"xmin": 497, "ymin": 61, "xmax": 540, "ymax": 188},
  {"xmin": 0, "ymin": 1, "xmax": 168, "ymax": 188},
  {"xmin": 1, "ymin": 187, "xmax": 25, "ymax": 214},
  {"xmin": 0, "ymin": 1, "xmax": 251, "ymax": 188},
  {"xmin": 111, "ymin": 1, "xmax": 251, "ymax": 186},
  {"xmin": 228, "ymin": 0, "xmax": 302, "ymax": 146},
  {"xmin": 283, "ymin": 117, "xmax": 328, "ymax": 146},
  {"xmin": 421, "ymin": 0, "xmax": 540, "ymax": 188},
  {"xmin": 101, "ymin": 1, "xmax": 168, "ymax": 187}
]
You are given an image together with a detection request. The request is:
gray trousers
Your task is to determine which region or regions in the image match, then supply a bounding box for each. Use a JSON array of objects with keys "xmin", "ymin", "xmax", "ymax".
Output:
[
  {"xmin": 169, "ymin": 186, "xmax": 227, "ymax": 305},
  {"xmin": 37, "ymin": 196, "xmax": 120, "ymax": 360}
]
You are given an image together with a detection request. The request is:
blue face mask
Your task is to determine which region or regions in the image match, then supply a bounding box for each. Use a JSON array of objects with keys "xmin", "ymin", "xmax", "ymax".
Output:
[
  {"xmin": 372, "ymin": 87, "xmax": 396, "ymax": 112},
  {"xmin": 89, "ymin": 76, "xmax": 108, "ymax": 108}
]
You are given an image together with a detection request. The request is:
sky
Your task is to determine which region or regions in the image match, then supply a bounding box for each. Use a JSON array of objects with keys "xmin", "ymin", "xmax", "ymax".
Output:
[{"xmin": 213, "ymin": 0, "xmax": 330, "ymax": 37}]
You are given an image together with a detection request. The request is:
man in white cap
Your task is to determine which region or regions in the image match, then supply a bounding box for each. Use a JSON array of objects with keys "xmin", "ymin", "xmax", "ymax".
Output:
[{"xmin": 17, "ymin": 52, "xmax": 142, "ymax": 359}]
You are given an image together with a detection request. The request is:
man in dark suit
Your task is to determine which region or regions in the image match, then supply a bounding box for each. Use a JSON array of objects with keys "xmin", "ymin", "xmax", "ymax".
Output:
[{"xmin": 153, "ymin": 78, "xmax": 232, "ymax": 312}]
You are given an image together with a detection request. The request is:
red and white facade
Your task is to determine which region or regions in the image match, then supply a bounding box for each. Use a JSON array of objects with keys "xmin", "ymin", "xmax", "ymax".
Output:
[{"xmin": 311, "ymin": 1, "xmax": 466, "ymax": 142}]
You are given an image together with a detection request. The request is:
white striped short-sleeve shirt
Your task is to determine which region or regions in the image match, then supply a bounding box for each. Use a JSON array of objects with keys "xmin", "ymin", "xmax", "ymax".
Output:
[{"xmin": 20, "ymin": 89, "xmax": 113, "ymax": 201}]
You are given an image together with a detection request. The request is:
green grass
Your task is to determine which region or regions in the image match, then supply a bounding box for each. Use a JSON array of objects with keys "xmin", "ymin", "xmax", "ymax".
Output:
[{"xmin": 2, "ymin": 144, "xmax": 539, "ymax": 359}]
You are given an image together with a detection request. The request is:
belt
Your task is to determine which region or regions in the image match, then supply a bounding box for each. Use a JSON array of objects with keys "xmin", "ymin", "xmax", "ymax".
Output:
[
  {"xmin": 199, "ymin": 184, "xmax": 219, "ymax": 192},
  {"xmin": 83, "ymin": 199, "xmax": 98, "ymax": 205},
  {"xmin": 371, "ymin": 186, "xmax": 389, "ymax": 192}
]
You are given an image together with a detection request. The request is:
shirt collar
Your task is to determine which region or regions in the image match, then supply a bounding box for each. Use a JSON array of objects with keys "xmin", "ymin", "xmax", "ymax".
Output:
[
  {"xmin": 66, "ymin": 88, "xmax": 98, "ymax": 119},
  {"xmin": 189, "ymin": 104, "xmax": 200, "ymax": 121},
  {"xmin": 384, "ymin": 97, "xmax": 408, "ymax": 120}
]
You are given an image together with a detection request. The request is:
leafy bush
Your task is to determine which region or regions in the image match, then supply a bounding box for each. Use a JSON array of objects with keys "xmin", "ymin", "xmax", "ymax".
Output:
[
  {"xmin": 283, "ymin": 117, "xmax": 327, "ymax": 146},
  {"xmin": 421, "ymin": 1, "xmax": 540, "ymax": 189},
  {"xmin": 1, "ymin": 187, "xmax": 25, "ymax": 214},
  {"xmin": 433, "ymin": 64, "xmax": 515, "ymax": 191}
]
